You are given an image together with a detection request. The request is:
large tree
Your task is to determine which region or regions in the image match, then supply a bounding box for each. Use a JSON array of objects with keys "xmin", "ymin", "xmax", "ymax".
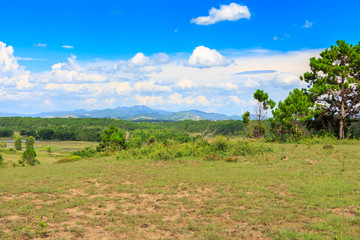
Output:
[
  {"xmin": 272, "ymin": 88, "xmax": 313, "ymax": 138},
  {"xmin": 301, "ymin": 40, "xmax": 360, "ymax": 139}
]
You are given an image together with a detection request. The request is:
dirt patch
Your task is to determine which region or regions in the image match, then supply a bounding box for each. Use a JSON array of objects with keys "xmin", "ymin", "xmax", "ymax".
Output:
[{"xmin": 332, "ymin": 207, "xmax": 357, "ymax": 218}]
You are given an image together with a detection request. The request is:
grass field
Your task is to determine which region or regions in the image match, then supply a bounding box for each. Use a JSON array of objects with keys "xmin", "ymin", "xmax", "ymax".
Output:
[{"xmin": 0, "ymin": 141, "xmax": 359, "ymax": 239}]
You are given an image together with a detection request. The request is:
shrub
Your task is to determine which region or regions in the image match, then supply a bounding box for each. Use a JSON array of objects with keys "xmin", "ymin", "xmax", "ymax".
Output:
[
  {"xmin": 225, "ymin": 156, "xmax": 239, "ymax": 162},
  {"xmin": 323, "ymin": 144, "xmax": 334, "ymax": 150},
  {"xmin": 211, "ymin": 136, "xmax": 228, "ymax": 152},
  {"xmin": 229, "ymin": 140, "xmax": 273, "ymax": 156},
  {"xmin": 47, "ymin": 147, "xmax": 52, "ymax": 153},
  {"xmin": 0, "ymin": 154, "xmax": 3, "ymax": 164},
  {"xmin": 20, "ymin": 149, "xmax": 39, "ymax": 166},
  {"xmin": 204, "ymin": 153, "xmax": 221, "ymax": 161},
  {"xmin": 148, "ymin": 147, "xmax": 173, "ymax": 161},
  {"xmin": 19, "ymin": 136, "xmax": 39, "ymax": 166},
  {"xmin": 15, "ymin": 136, "xmax": 22, "ymax": 151},
  {"xmin": 72, "ymin": 147, "xmax": 96, "ymax": 158},
  {"xmin": 54, "ymin": 156, "xmax": 82, "ymax": 164}
]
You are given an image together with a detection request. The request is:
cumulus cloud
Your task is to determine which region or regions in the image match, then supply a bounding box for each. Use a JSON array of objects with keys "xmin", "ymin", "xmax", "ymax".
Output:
[
  {"xmin": 191, "ymin": 3, "xmax": 250, "ymax": 25},
  {"xmin": 188, "ymin": 46, "xmax": 230, "ymax": 67},
  {"xmin": 0, "ymin": 41, "xmax": 323, "ymax": 115},
  {"xmin": 0, "ymin": 42, "xmax": 32, "ymax": 90},
  {"xmin": 135, "ymin": 95, "xmax": 165, "ymax": 106},
  {"xmin": 176, "ymin": 78, "xmax": 197, "ymax": 89},
  {"xmin": 168, "ymin": 93, "xmax": 210, "ymax": 106},
  {"xmin": 229, "ymin": 95, "xmax": 247, "ymax": 106},
  {"xmin": 129, "ymin": 53, "xmax": 149, "ymax": 66}
]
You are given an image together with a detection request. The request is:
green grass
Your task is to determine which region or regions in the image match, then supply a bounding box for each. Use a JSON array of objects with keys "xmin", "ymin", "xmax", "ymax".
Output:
[{"xmin": 0, "ymin": 141, "xmax": 359, "ymax": 239}]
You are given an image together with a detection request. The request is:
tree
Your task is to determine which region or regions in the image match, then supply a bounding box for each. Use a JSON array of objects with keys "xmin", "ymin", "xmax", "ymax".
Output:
[
  {"xmin": 19, "ymin": 136, "xmax": 39, "ymax": 166},
  {"xmin": 242, "ymin": 111, "xmax": 250, "ymax": 124},
  {"xmin": 14, "ymin": 135, "xmax": 22, "ymax": 151},
  {"xmin": 253, "ymin": 89, "xmax": 276, "ymax": 137},
  {"xmin": 301, "ymin": 40, "xmax": 360, "ymax": 139},
  {"xmin": 272, "ymin": 88, "xmax": 313, "ymax": 138},
  {"xmin": 97, "ymin": 125, "xmax": 128, "ymax": 152}
]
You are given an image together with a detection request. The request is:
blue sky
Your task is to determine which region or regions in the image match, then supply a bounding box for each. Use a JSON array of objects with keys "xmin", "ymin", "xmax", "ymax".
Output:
[{"xmin": 1, "ymin": 0, "xmax": 360, "ymax": 115}]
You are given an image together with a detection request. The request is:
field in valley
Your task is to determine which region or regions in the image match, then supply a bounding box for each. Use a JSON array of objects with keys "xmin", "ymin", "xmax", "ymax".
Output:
[{"xmin": 0, "ymin": 140, "xmax": 359, "ymax": 239}]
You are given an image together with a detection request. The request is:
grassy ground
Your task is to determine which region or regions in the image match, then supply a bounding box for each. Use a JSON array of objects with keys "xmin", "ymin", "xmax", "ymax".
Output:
[{"xmin": 0, "ymin": 141, "xmax": 359, "ymax": 239}]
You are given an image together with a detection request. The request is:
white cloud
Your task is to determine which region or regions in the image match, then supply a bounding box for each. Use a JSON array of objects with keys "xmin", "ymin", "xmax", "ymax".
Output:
[
  {"xmin": 273, "ymin": 36, "xmax": 278, "ymax": 41},
  {"xmin": 62, "ymin": 45, "xmax": 74, "ymax": 49},
  {"xmin": 129, "ymin": 53, "xmax": 149, "ymax": 66},
  {"xmin": 207, "ymin": 82, "xmax": 238, "ymax": 90},
  {"xmin": 134, "ymin": 80, "xmax": 171, "ymax": 92},
  {"xmin": 188, "ymin": 46, "xmax": 229, "ymax": 68},
  {"xmin": 168, "ymin": 93, "xmax": 210, "ymax": 106},
  {"xmin": 0, "ymin": 42, "xmax": 32, "ymax": 90},
  {"xmin": 230, "ymin": 95, "xmax": 247, "ymax": 106},
  {"xmin": 34, "ymin": 43, "xmax": 47, "ymax": 47},
  {"xmin": 303, "ymin": 20, "xmax": 313, "ymax": 28},
  {"xmin": 0, "ymin": 41, "xmax": 323, "ymax": 115},
  {"xmin": 176, "ymin": 78, "xmax": 197, "ymax": 89},
  {"xmin": 135, "ymin": 95, "xmax": 165, "ymax": 106},
  {"xmin": 191, "ymin": 3, "xmax": 251, "ymax": 25}
]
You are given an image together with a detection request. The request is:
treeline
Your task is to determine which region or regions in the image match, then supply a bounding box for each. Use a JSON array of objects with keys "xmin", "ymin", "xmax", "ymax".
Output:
[{"xmin": 0, "ymin": 117, "xmax": 246, "ymax": 142}]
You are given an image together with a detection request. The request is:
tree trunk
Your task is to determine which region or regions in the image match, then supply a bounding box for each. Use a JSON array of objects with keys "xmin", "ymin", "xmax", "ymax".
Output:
[
  {"xmin": 339, "ymin": 118, "xmax": 345, "ymax": 140},
  {"xmin": 340, "ymin": 94, "xmax": 345, "ymax": 140}
]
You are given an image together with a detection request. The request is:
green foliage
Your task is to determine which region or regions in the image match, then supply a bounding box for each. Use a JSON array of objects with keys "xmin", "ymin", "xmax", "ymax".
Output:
[
  {"xmin": 0, "ymin": 154, "xmax": 3, "ymax": 164},
  {"xmin": 242, "ymin": 111, "xmax": 250, "ymax": 124},
  {"xmin": 0, "ymin": 127, "xmax": 13, "ymax": 137},
  {"xmin": 46, "ymin": 147, "xmax": 51, "ymax": 153},
  {"xmin": 96, "ymin": 125, "xmax": 128, "ymax": 152},
  {"xmin": 271, "ymin": 88, "xmax": 313, "ymax": 139},
  {"xmin": 72, "ymin": 147, "xmax": 96, "ymax": 158},
  {"xmin": 253, "ymin": 89, "xmax": 275, "ymax": 137},
  {"xmin": 211, "ymin": 136, "xmax": 228, "ymax": 152},
  {"xmin": 14, "ymin": 136, "xmax": 22, "ymax": 151},
  {"xmin": 19, "ymin": 136, "xmax": 39, "ymax": 166},
  {"xmin": 20, "ymin": 148, "xmax": 39, "ymax": 166},
  {"xmin": 301, "ymin": 40, "xmax": 360, "ymax": 139},
  {"xmin": 25, "ymin": 136, "xmax": 36, "ymax": 150},
  {"xmin": 54, "ymin": 156, "xmax": 82, "ymax": 164}
]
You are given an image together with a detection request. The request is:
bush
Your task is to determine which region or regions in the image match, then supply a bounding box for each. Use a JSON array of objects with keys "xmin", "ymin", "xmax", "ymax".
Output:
[
  {"xmin": 20, "ymin": 149, "xmax": 39, "ymax": 166},
  {"xmin": 72, "ymin": 147, "xmax": 96, "ymax": 158},
  {"xmin": 229, "ymin": 140, "xmax": 273, "ymax": 156},
  {"xmin": 323, "ymin": 144, "xmax": 334, "ymax": 150},
  {"xmin": 204, "ymin": 153, "xmax": 221, "ymax": 161},
  {"xmin": 148, "ymin": 147, "xmax": 173, "ymax": 161},
  {"xmin": 54, "ymin": 156, "xmax": 82, "ymax": 164},
  {"xmin": 0, "ymin": 154, "xmax": 3, "ymax": 164},
  {"xmin": 15, "ymin": 136, "xmax": 22, "ymax": 151},
  {"xmin": 211, "ymin": 136, "xmax": 228, "ymax": 152},
  {"xmin": 225, "ymin": 156, "xmax": 239, "ymax": 162}
]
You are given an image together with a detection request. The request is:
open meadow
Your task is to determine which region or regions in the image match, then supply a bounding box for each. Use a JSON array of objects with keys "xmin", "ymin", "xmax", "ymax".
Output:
[{"xmin": 0, "ymin": 140, "xmax": 359, "ymax": 239}]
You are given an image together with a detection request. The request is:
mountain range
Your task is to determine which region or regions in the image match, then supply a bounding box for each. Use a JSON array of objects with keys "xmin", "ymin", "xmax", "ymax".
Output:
[{"xmin": 0, "ymin": 106, "xmax": 244, "ymax": 121}]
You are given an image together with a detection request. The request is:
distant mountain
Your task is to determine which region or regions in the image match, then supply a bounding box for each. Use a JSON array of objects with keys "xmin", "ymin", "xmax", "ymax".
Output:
[{"xmin": 0, "ymin": 105, "xmax": 244, "ymax": 121}]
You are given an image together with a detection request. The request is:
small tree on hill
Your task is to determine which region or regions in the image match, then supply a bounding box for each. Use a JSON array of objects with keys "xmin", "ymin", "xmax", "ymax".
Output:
[
  {"xmin": 14, "ymin": 135, "xmax": 22, "ymax": 151},
  {"xmin": 19, "ymin": 136, "xmax": 39, "ymax": 166},
  {"xmin": 97, "ymin": 125, "xmax": 128, "ymax": 152},
  {"xmin": 301, "ymin": 40, "xmax": 360, "ymax": 139},
  {"xmin": 253, "ymin": 89, "xmax": 275, "ymax": 137},
  {"xmin": 272, "ymin": 88, "xmax": 313, "ymax": 138}
]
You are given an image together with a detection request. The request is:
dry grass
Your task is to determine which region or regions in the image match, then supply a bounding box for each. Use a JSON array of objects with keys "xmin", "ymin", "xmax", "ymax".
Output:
[{"xmin": 0, "ymin": 141, "xmax": 359, "ymax": 239}]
